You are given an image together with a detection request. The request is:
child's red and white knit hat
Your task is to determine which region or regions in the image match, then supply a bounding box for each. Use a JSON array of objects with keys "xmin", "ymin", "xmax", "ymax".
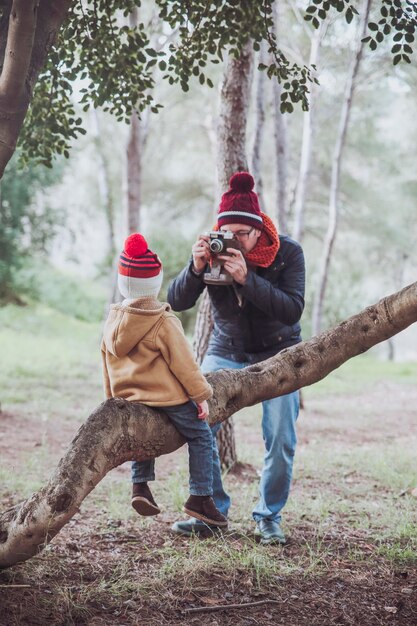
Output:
[{"xmin": 118, "ymin": 233, "xmax": 163, "ymax": 299}]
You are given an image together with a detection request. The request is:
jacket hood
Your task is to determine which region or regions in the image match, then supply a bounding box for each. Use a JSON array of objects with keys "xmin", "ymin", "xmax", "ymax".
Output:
[{"xmin": 103, "ymin": 299, "xmax": 170, "ymax": 357}]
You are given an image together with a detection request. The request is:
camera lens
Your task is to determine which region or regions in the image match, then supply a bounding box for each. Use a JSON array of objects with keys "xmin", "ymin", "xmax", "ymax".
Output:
[{"xmin": 210, "ymin": 238, "xmax": 224, "ymax": 253}]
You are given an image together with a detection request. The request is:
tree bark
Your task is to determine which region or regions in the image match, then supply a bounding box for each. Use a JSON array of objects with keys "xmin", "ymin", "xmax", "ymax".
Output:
[
  {"xmin": 251, "ymin": 40, "xmax": 267, "ymax": 210},
  {"xmin": 272, "ymin": 1, "xmax": 288, "ymax": 234},
  {"xmin": 90, "ymin": 109, "xmax": 116, "ymax": 258},
  {"xmin": 126, "ymin": 112, "xmax": 142, "ymax": 234},
  {"xmin": 0, "ymin": 0, "xmax": 72, "ymax": 177},
  {"xmin": 208, "ymin": 40, "xmax": 253, "ymax": 468},
  {"xmin": 292, "ymin": 22, "xmax": 325, "ymax": 243},
  {"xmin": 1, "ymin": 281, "xmax": 416, "ymax": 569},
  {"xmin": 216, "ymin": 41, "xmax": 253, "ymax": 189},
  {"xmin": 311, "ymin": 0, "xmax": 372, "ymax": 335},
  {"xmin": 192, "ymin": 290, "xmax": 214, "ymax": 364}
]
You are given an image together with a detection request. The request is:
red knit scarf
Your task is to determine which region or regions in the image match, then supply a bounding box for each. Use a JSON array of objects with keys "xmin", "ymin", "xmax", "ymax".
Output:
[{"xmin": 213, "ymin": 212, "xmax": 280, "ymax": 268}]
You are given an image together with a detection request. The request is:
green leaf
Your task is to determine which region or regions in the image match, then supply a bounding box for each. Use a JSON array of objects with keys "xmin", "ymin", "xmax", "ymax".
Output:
[{"xmin": 393, "ymin": 54, "xmax": 401, "ymax": 65}]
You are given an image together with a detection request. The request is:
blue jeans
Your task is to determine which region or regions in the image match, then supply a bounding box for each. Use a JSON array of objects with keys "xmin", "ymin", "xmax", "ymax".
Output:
[
  {"xmin": 131, "ymin": 401, "xmax": 213, "ymax": 496},
  {"xmin": 201, "ymin": 354, "xmax": 300, "ymax": 523}
]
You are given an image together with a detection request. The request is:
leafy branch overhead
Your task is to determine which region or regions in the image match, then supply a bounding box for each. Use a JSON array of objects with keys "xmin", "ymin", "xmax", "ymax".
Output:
[
  {"xmin": 18, "ymin": 0, "xmax": 317, "ymax": 165},
  {"xmin": 305, "ymin": 0, "xmax": 416, "ymax": 63},
  {"xmin": 18, "ymin": 0, "xmax": 416, "ymax": 166},
  {"xmin": 361, "ymin": 0, "xmax": 416, "ymax": 64}
]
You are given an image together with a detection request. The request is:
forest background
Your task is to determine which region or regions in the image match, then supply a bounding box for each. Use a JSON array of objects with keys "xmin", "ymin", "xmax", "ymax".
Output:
[{"xmin": 0, "ymin": 1, "xmax": 416, "ymax": 625}]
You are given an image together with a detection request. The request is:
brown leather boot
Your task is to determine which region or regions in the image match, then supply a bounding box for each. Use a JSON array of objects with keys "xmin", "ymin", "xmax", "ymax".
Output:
[
  {"xmin": 131, "ymin": 482, "xmax": 161, "ymax": 516},
  {"xmin": 183, "ymin": 495, "xmax": 228, "ymax": 527}
]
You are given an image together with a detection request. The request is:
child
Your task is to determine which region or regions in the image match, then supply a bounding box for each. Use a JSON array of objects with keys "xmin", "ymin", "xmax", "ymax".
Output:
[{"xmin": 101, "ymin": 233, "xmax": 227, "ymax": 527}]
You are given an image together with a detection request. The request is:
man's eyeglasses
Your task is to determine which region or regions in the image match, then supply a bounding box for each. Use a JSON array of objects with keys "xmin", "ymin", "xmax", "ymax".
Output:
[{"xmin": 221, "ymin": 227, "xmax": 255, "ymax": 240}]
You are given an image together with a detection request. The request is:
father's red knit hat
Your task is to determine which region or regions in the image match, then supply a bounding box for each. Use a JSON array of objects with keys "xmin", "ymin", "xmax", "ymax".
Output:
[{"xmin": 217, "ymin": 172, "xmax": 263, "ymax": 230}]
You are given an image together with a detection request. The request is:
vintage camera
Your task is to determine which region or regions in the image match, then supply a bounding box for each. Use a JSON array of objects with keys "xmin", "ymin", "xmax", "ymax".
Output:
[{"xmin": 203, "ymin": 231, "xmax": 241, "ymax": 285}]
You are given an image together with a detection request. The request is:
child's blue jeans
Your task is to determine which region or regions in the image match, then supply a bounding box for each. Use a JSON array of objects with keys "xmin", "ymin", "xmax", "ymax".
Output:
[{"xmin": 131, "ymin": 400, "xmax": 213, "ymax": 496}]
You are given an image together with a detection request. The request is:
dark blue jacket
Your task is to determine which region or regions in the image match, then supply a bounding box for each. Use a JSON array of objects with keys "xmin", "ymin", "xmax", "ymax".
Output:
[{"xmin": 167, "ymin": 235, "xmax": 305, "ymax": 364}]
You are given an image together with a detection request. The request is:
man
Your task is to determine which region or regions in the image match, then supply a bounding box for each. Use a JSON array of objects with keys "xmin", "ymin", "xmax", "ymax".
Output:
[{"xmin": 167, "ymin": 171, "xmax": 305, "ymax": 544}]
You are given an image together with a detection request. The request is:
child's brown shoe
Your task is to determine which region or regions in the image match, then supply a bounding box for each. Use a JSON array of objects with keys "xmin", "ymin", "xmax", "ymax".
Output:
[
  {"xmin": 131, "ymin": 483, "xmax": 161, "ymax": 516},
  {"xmin": 183, "ymin": 495, "xmax": 228, "ymax": 527}
]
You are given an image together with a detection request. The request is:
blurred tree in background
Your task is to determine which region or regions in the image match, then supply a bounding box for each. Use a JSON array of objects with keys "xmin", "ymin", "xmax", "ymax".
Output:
[
  {"xmin": 0, "ymin": 0, "xmax": 415, "ymax": 354},
  {"xmin": 0, "ymin": 155, "xmax": 64, "ymax": 303}
]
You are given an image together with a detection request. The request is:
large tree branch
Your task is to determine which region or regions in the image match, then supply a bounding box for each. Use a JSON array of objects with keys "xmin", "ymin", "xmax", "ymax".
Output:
[
  {"xmin": 0, "ymin": 0, "xmax": 39, "ymax": 104},
  {"xmin": 0, "ymin": 0, "xmax": 71, "ymax": 176},
  {"xmin": 1, "ymin": 282, "xmax": 416, "ymax": 569}
]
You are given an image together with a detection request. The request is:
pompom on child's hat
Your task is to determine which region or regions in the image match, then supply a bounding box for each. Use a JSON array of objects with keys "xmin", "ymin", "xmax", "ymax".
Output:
[
  {"xmin": 217, "ymin": 172, "xmax": 263, "ymax": 230},
  {"xmin": 118, "ymin": 233, "xmax": 163, "ymax": 300}
]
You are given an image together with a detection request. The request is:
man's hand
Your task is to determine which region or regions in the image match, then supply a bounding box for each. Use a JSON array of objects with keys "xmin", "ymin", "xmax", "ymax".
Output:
[
  {"xmin": 218, "ymin": 248, "xmax": 248, "ymax": 285},
  {"xmin": 191, "ymin": 235, "xmax": 211, "ymax": 273},
  {"xmin": 197, "ymin": 400, "xmax": 209, "ymax": 420}
]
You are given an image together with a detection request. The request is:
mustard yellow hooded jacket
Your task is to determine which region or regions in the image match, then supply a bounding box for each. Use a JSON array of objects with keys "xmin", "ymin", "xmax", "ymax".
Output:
[{"xmin": 101, "ymin": 297, "xmax": 213, "ymax": 406}]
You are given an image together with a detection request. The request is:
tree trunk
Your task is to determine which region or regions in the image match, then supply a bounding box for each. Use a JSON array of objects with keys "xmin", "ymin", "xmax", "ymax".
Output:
[
  {"xmin": 90, "ymin": 109, "xmax": 116, "ymax": 259},
  {"xmin": 192, "ymin": 291, "xmax": 238, "ymax": 469},
  {"xmin": 272, "ymin": 1, "xmax": 288, "ymax": 233},
  {"xmin": 387, "ymin": 251, "xmax": 409, "ymax": 360},
  {"xmin": 311, "ymin": 0, "xmax": 372, "ymax": 336},
  {"xmin": 251, "ymin": 40, "xmax": 267, "ymax": 210},
  {"xmin": 206, "ymin": 40, "xmax": 254, "ymax": 469},
  {"xmin": 1, "ymin": 281, "xmax": 416, "ymax": 569},
  {"xmin": 192, "ymin": 290, "xmax": 214, "ymax": 364},
  {"xmin": 292, "ymin": 21, "xmax": 326, "ymax": 243},
  {"xmin": 216, "ymin": 41, "xmax": 253, "ymax": 189},
  {"xmin": 126, "ymin": 112, "xmax": 142, "ymax": 234},
  {"xmin": 0, "ymin": 0, "xmax": 72, "ymax": 177}
]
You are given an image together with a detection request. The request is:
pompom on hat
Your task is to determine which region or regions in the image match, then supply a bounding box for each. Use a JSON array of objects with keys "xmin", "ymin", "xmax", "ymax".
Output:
[
  {"xmin": 118, "ymin": 233, "xmax": 163, "ymax": 300},
  {"xmin": 217, "ymin": 172, "xmax": 263, "ymax": 230}
]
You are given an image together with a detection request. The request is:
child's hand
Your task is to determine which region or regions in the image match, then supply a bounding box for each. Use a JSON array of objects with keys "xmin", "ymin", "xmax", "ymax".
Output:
[{"xmin": 197, "ymin": 400, "xmax": 209, "ymax": 420}]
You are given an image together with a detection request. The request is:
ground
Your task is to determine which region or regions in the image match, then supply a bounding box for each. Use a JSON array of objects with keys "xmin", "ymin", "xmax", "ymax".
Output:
[{"xmin": 0, "ymin": 305, "xmax": 416, "ymax": 625}]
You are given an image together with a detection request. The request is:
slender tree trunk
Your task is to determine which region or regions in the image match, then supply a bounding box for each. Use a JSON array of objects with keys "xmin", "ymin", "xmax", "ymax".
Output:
[
  {"xmin": 1, "ymin": 281, "xmax": 416, "ymax": 569},
  {"xmin": 0, "ymin": 0, "xmax": 71, "ymax": 177},
  {"xmin": 272, "ymin": 80, "xmax": 288, "ymax": 233},
  {"xmin": 126, "ymin": 112, "xmax": 142, "ymax": 234},
  {"xmin": 90, "ymin": 109, "xmax": 116, "ymax": 258},
  {"xmin": 311, "ymin": 0, "xmax": 372, "ymax": 336},
  {"xmin": 387, "ymin": 251, "xmax": 409, "ymax": 360},
  {"xmin": 193, "ymin": 291, "xmax": 214, "ymax": 364},
  {"xmin": 251, "ymin": 40, "xmax": 267, "ymax": 210},
  {"xmin": 271, "ymin": 1, "xmax": 288, "ymax": 233},
  {"xmin": 193, "ymin": 40, "xmax": 254, "ymax": 470},
  {"xmin": 292, "ymin": 22, "xmax": 326, "ymax": 243}
]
